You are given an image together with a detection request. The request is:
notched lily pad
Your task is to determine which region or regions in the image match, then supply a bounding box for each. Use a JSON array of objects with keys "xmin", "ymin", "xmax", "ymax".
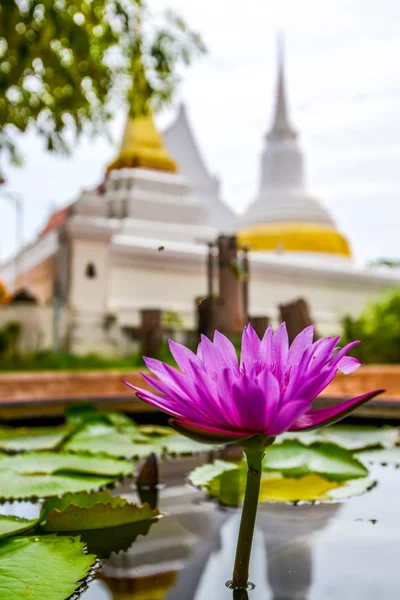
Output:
[
  {"xmin": 0, "ymin": 535, "xmax": 96, "ymax": 600},
  {"xmin": 40, "ymin": 491, "xmax": 160, "ymax": 558}
]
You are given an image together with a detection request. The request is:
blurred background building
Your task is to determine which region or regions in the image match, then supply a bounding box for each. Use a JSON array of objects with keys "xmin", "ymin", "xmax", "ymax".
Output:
[{"xmin": 0, "ymin": 41, "xmax": 398, "ymax": 355}]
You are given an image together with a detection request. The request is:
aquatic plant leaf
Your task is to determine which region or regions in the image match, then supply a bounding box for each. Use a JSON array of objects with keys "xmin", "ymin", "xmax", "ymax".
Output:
[
  {"xmin": 63, "ymin": 423, "xmax": 151, "ymax": 457},
  {"xmin": 40, "ymin": 491, "xmax": 160, "ymax": 558},
  {"xmin": 0, "ymin": 515, "xmax": 38, "ymax": 539},
  {"xmin": 263, "ymin": 441, "xmax": 368, "ymax": 480},
  {"xmin": 0, "ymin": 452, "xmax": 135, "ymax": 501},
  {"xmin": 158, "ymin": 434, "xmax": 214, "ymax": 455},
  {"xmin": 189, "ymin": 460, "xmax": 374, "ymax": 506},
  {"xmin": 281, "ymin": 424, "xmax": 399, "ymax": 450},
  {"xmin": 40, "ymin": 491, "xmax": 159, "ymax": 531},
  {"xmin": 0, "ymin": 451, "xmax": 134, "ymax": 477},
  {"xmin": 137, "ymin": 425, "xmax": 176, "ymax": 437},
  {"xmin": 0, "ymin": 425, "xmax": 73, "ymax": 452},
  {"xmin": 0, "ymin": 535, "xmax": 95, "ymax": 600},
  {"xmin": 355, "ymin": 446, "xmax": 400, "ymax": 466}
]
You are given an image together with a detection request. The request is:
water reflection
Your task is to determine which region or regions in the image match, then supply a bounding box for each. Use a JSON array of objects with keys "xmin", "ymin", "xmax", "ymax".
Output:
[{"xmin": 83, "ymin": 460, "xmax": 400, "ymax": 600}]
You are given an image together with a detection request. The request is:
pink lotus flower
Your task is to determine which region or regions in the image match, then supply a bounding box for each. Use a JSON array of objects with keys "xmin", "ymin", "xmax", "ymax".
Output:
[{"xmin": 124, "ymin": 323, "xmax": 383, "ymax": 444}]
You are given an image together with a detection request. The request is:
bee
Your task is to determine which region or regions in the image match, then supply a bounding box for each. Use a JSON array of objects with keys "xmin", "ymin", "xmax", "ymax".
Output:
[{"xmin": 158, "ymin": 245, "xmax": 165, "ymax": 252}]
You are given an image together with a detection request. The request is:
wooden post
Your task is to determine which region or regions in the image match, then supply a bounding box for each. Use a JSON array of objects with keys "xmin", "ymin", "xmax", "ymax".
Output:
[
  {"xmin": 196, "ymin": 296, "xmax": 216, "ymax": 340},
  {"xmin": 207, "ymin": 242, "xmax": 215, "ymax": 298},
  {"xmin": 242, "ymin": 245, "xmax": 250, "ymax": 323},
  {"xmin": 217, "ymin": 235, "xmax": 245, "ymax": 334},
  {"xmin": 140, "ymin": 309, "xmax": 163, "ymax": 358},
  {"xmin": 249, "ymin": 316, "xmax": 270, "ymax": 339},
  {"xmin": 279, "ymin": 298, "xmax": 315, "ymax": 344}
]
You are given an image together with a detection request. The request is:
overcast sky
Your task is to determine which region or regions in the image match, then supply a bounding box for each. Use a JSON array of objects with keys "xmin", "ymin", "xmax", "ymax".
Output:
[{"xmin": 1, "ymin": 0, "xmax": 400, "ymax": 265}]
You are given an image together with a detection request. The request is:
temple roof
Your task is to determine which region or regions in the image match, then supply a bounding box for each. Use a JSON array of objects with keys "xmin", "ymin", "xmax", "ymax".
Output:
[{"xmin": 163, "ymin": 104, "xmax": 235, "ymax": 232}]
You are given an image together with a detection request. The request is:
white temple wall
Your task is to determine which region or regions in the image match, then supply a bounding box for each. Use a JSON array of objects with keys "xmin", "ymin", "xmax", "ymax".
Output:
[
  {"xmin": 249, "ymin": 270, "xmax": 394, "ymax": 336},
  {"xmin": 69, "ymin": 239, "xmax": 110, "ymax": 312},
  {"xmin": 107, "ymin": 262, "xmax": 208, "ymax": 329}
]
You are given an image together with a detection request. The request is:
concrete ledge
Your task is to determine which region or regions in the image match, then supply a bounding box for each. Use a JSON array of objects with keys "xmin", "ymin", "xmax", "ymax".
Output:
[{"xmin": 0, "ymin": 366, "xmax": 399, "ymax": 420}]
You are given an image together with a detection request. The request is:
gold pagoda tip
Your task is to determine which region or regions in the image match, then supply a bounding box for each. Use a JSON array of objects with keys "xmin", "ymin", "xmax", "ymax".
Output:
[{"xmin": 107, "ymin": 114, "xmax": 178, "ymax": 174}]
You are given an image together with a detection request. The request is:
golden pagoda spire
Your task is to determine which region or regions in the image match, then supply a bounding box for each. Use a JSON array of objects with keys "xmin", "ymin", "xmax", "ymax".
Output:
[
  {"xmin": 106, "ymin": 114, "xmax": 178, "ymax": 174},
  {"xmin": 107, "ymin": 1, "xmax": 177, "ymax": 174},
  {"xmin": 101, "ymin": 571, "xmax": 178, "ymax": 600}
]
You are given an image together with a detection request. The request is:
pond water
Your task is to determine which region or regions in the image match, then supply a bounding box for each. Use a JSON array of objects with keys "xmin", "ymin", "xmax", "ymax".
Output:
[
  {"xmin": 71, "ymin": 459, "xmax": 400, "ymax": 600},
  {"xmin": 1, "ymin": 439, "xmax": 400, "ymax": 599}
]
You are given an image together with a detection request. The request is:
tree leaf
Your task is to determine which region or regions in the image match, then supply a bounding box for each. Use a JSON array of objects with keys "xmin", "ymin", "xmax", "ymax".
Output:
[
  {"xmin": 0, "ymin": 452, "xmax": 135, "ymax": 502},
  {"xmin": 0, "ymin": 535, "xmax": 96, "ymax": 600},
  {"xmin": 263, "ymin": 441, "xmax": 368, "ymax": 480},
  {"xmin": 0, "ymin": 515, "xmax": 38, "ymax": 540},
  {"xmin": 0, "ymin": 425, "xmax": 72, "ymax": 452}
]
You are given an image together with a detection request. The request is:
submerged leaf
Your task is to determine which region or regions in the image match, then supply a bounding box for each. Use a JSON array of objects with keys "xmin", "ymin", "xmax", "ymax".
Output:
[
  {"xmin": 0, "ymin": 535, "xmax": 95, "ymax": 600},
  {"xmin": 0, "ymin": 515, "xmax": 38, "ymax": 540}
]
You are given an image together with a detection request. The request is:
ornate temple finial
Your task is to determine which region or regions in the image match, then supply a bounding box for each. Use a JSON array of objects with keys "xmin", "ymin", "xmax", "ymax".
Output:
[{"xmin": 267, "ymin": 31, "xmax": 297, "ymax": 141}]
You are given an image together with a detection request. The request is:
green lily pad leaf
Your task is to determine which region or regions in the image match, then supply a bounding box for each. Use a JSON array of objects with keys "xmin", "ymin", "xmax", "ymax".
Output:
[
  {"xmin": 137, "ymin": 425, "xmax": 176, "ymax": 437},
  {"xmin": 0, "ymin": 451, "xmax": 134, "ymax": 477},
  {"xmin": 263, "ymin": 441, "xmax": 368, "ymax": 480},
  {"xmin": 0, "ymin": 425, "xmax": 72, "ymax": 452},
  {"xmin": 40, "ymin": 491, "xmax": 160, "ymax": 558},
  {"xmin": 63, "ymin": 423, "xmax": 150, "ymax": 457},
  {"xmin": 355, "ymin": 446, "xmax": 400, "ymax": 466},
  {"xmin": 0, "ymin": 535, "xmax": 95, "ymax": 600},
  {"xmin": 0, "ymin": 515, "xmax": 38, "ymax": 539},
  {"xmin": 281, "ymin": 424, "xmax": 399, "ymax": 450},
  {"xmin": 189, "ymin": 460, "xmax": 375, "ymax": 506},
  {"xmin": 0, "ymin": 452, "xmax": 135, "ymax": 502},
  {"xmin": 40, "ymin": 490, "xmax": 159, "ymax": 531},
  {"xmin": 158, "ymin": 434, "xmax": 215, "ymax": 455}
]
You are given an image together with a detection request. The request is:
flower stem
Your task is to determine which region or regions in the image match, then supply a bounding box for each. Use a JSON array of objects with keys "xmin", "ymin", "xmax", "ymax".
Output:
[{"xmin": 231, "ymin": 448, "xmax": 263, "ymax": 588}]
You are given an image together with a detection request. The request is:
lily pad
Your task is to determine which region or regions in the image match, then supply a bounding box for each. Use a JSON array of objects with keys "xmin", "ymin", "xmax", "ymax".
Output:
[
  {"xmin": 157, "ymin": 434, "xmax": 214, "ymax": 455},
  {"xmin": 264, "ymin": 441, "xmax": 368, "ymax": 480},
  {"xmin": 0, "ymin": 535, "xmax": 95, "ymax": 600},
  {"xmin": 355, "ymin": 446, "xmax": 400, "ymax": 466},
  {"xmin": 0, "ymin": 515, "xmax": 38, "ymax": 539},
  {"xmin": 0, "ymin": 425, "xmax": 72, "ymax": 452},
  {"xmin": 63, "ymin": 423, "xmax": 151, "ymax": 457},
  {"xmin": 189, "ymin": 459, "xmax": 374, "ymax": 506},
  {"xmin": 280, "ymin": 424, "xmax": 398, "ymax": 450},
  {"xmin": 40, "ymin": 491, "xmax": 160, "ymax": 558},
  {"xmin": 40, "ymin": 490, "xmax": 159, "ymax": 531},
  {"xmin": 0, "ymin": 452, "xmax": 135, "ymax": 502}
]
